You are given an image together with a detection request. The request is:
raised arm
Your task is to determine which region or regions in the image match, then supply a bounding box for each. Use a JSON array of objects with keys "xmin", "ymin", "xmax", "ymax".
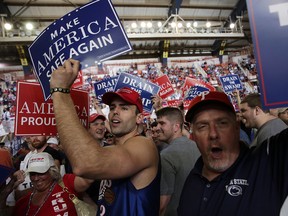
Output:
[{"xmin": 50, "ymin": 60, "xmax": 158, "ymax": 183}]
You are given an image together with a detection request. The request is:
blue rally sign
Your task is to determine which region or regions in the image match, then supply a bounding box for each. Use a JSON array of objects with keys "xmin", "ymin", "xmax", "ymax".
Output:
[
  {"xmin": 29, "ymin": 0, "xmax": 132, "ymax": 100},
  {"xmin": 114, "ymin": 73, "xmax": 160, "ymax": 113},
  {"xmin": 94, "ymin": 76, "xmax": 118, "ymax": 103},
  {"xmin": 185, "ymin": 86, "xmax": 210, "ymax": 100},
  {"xmin": 246, "ymin": 0, "xmax": 288, "ymax": 108},
  {"xmin": 219, "ymin": 74, "xmax": 243, "ymax": 93}
]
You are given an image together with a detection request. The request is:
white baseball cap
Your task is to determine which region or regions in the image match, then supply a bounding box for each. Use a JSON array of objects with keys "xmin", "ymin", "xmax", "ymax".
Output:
[
  {"xmin": 26, "ymin": 152, "xmax": 55, "ymax": 174},
  {"xmin": 47, "ymin": 137, "xmax": 59, "ymax": 145}
]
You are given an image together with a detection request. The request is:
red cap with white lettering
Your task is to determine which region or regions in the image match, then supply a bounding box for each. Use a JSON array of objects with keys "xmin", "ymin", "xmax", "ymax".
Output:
[{"xmin": 185, "ymin": 91, "xmax": 235, "ymax": 122}]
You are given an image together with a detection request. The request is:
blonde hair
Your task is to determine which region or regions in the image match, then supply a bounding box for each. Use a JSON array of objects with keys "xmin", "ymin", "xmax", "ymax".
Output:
[{"xmin": 48, "ymin": 165, "xmax": 61, "ymax": 181}]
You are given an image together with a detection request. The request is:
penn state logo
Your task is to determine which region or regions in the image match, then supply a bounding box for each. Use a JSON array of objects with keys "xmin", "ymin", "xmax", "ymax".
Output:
[
  {"xmin": 225, "ymin": 178, "xmax": 249, "ymax": 197},
  {"xmin": 226, "ymin": 185, "xmax": 242, "ymax": 196}
]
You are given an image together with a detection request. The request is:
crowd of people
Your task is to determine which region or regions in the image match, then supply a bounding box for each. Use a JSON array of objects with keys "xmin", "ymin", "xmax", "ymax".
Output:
[{"xmin": 1, "ymin": 55, "xmax": 288, "ymax": 215}]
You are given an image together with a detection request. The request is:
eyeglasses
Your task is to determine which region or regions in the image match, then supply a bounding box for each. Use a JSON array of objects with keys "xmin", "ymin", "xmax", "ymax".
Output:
[{"xmin": 105, "ymin": 134, "xmax": 114, "ymax": 139}]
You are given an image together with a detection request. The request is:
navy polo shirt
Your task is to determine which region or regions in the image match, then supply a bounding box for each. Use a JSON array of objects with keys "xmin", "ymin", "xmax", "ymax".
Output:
[{"xmin": 178, "ymin": 128, "xmax": 288, "ymax": 216}]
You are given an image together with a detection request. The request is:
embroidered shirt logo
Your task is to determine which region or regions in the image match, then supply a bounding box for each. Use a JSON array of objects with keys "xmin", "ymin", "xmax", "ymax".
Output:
[{"xmin": 225, "ymin": 178, "xmax": 249, "ymax": 197}]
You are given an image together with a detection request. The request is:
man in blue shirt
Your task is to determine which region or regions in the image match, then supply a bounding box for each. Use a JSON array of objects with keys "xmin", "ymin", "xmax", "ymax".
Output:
[
  {"xmin": 178, "ymin": 91, "xmax": 288, "ymax": 216},
  {"xmin": 50, "ymin": 59, "xmax": 160, "ymax": 215}
]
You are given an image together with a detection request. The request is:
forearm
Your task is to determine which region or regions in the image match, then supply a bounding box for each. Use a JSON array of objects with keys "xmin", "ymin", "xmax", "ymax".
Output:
[{"xmin": 52, "ymin": 92, "xmax": 102, "ymax": 176}]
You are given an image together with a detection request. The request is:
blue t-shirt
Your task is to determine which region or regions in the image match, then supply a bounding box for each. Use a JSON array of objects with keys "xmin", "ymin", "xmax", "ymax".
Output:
[{"xmin": 97, "ymin": 168, "xmax": 160, "ymax": 216}]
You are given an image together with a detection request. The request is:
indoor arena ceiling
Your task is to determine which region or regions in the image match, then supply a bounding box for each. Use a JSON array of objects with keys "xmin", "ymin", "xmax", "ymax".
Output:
[{"xmin": 0, "ymin": 0, "xmax": 252, "ymax": 67}]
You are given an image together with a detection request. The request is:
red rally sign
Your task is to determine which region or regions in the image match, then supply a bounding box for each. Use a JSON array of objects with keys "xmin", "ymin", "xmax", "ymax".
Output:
[
  {"xmin": 15, "ymin": 81, "xmax": 89, "ymax": 136},
  {"xmin": 153, "ymin": 75, "xmax": 175, "ymax": 99},
  {"xmin": 165, "ymin": 99, "xmax": 182, "ymax": 108},
  {"xmin": 181, "ymin": 77, "xmax": 215, "ymax": 98},
  {"xmin": 72, "ymin": 70, "xmax": 84, "ymax": 89}
]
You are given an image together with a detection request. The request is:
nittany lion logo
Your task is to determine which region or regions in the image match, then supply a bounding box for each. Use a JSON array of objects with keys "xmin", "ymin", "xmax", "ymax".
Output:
[
  {"xmin": 226, "ymin": 178, "xmax": 249, "ymax": 197},
  {"xmin": 226, "ymin": 185, "xmax": 242, "ymax": 196}
]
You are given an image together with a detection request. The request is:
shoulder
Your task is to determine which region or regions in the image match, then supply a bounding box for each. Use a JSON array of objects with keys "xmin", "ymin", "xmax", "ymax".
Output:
[
  {"xmin": 124, "ymin": 135, "xmax": 156, "ymax": 151},
  {"xmin": 15, "ymin": 192, "xmax": 30, "ymax": 208},
  {"xmin": 125, "ymin": 135, "xmax": 159, "ymax": 161},
  {"xmin": 170, "ymin": 136, "xmax": 198, "ymax": 149}
]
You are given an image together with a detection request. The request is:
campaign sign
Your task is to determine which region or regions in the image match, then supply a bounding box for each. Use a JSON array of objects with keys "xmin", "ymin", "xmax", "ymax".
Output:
[
  {"xmin": 0, "ymin": 165, "xmax": 14, "ymax": 185},
  {"xmin": 114, "ymin": 73, "xmax": 160, "ymax": 113},
  {"xmin": 165, "ymin": 99, "xmax": 182, "ymax": 108},
  {"xmin": 28, "ymin": 0, "xmax": 132, "ymax": 101},
  {"xmin": 185, "ymin": 86, "xmax": 210, "ymax": 101},
  {"xmin": 181, "ymin": 77, "xmax": 215, "ymax": 98},
  {"xmin": 219, "ymin": 74, "xmax": 243, "ymax": 93},
  {"xmin": 153, "ymin": 75, "xmax": 175, "ymax": 99},
  {"xmin": 246, "ymin": 0, "xmax": 288, "ymax": 108},
  {"xmin": 184, "ymin": 86, "xmax": 210, "ymax": 109},
  {"xmin": 94, "ymin": 76, "xmax": 118, "ymax": 103},
  {"xmin": 15, "ymin": 82, "xmax": 89, "ymax": 136}
]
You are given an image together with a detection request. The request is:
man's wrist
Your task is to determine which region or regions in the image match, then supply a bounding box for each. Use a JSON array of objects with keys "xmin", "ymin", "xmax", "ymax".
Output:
[{"xmin": 50, "ymin": 87, "xmax": 70, "ymax": 95}]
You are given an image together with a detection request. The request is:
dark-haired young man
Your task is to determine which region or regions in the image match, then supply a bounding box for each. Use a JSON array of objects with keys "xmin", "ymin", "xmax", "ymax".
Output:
[
  {"xmin": 156, "ymin": 107, "xmax": 200, "ymax": 216},
  {"xmin": 50, "ymin": 59, "xmax": 160, "ymax": 215}
]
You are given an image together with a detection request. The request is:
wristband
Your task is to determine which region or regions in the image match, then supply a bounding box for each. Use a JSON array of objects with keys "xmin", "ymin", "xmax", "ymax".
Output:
[{"xmin": 50, "ymin": 87, "xmax": 70, "ymax": 95}]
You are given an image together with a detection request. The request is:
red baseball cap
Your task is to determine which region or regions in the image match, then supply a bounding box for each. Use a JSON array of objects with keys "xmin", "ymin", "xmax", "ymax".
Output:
[
  {"xmin": 185, "ymin": 91, "xmax": 235, "ymax": 122},
  {"xmin": 89, "ymin": 113, "xmax": 106, "ymax": 123},
  {"xmin": 102, "ymin": 87, "xmax": 143, "ymax": 112}
]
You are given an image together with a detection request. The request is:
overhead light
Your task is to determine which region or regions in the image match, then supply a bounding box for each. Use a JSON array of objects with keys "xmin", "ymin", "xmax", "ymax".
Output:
[
  {"xmin": 206, "ymin": 22, "xmax": 211, "ymax": 28},
  {"xmin": 193, "ymin": 21, "xmax": 198, "ymax": 28},
  {"xmin": 131, "ymin": 22, "xmax": 137, "ymax": 29},
  {"xmin": 147, "ymin": 22, "xmax": 152, "ymax": 28},
  {"xmin": 230, "ymin": 23, "xmax": 235, "ymax": 29},
  {"xmin": 177, "ymin": 22, "xmax": 183, "ymax": 28},
  {"xmin": 4, "ymin": 22, "xmax": 13, "ymax": 31},
  {"xmin": 140, "ymin": 21, "xmax": 146, "ymax": 28},
  {"xmin": 171, "ymin": 22, "xmax": 176, "ymax": 28},
  {"xmin": 186, "ymin": 22, "xmax": 191, "ymax": 28},
  {"xmin": 157, "ymin": 22, "xmax": 162, "ymax": 28},
  {"xmin": 26, "ymin": 23, "xmax": 34, "ymax": 30}
]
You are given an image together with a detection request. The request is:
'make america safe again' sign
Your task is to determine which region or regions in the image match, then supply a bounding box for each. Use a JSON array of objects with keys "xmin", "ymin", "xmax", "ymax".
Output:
[{"xmin": 29, "ymin": 0, "xmax": 132, "ymax": 100}]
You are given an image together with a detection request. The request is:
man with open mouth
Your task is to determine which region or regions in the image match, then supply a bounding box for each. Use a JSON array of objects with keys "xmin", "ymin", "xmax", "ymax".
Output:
[{"xmin": 178, "ymin": 91, "xmax": 288, "ymax": 216}]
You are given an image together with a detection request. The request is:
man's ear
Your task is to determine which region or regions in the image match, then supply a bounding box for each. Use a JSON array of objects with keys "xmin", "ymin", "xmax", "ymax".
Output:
[
  {"xmin": 255, "ymin": 106, "xmax": 263, "ymax": 115},
  {"xmin": 136, "ymin": 113, "xmax": 143, "ymax": 125},
  {"xmin": 173, "ymin": 122, "xmax": 181, "ymax": 133}
]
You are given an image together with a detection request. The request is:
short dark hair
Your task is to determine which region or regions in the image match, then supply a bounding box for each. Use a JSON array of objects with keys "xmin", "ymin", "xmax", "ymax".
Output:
[
  {"xmin": 241, "ymin": 93, "xmax": 268, "ymax": 113},
  {"xmin": 156, "ymin": 107, "xmax": 184, "ymax": 126},
  {"xmin": 240, "ymin": 93, "xmax": 261, "ymax": 108}
]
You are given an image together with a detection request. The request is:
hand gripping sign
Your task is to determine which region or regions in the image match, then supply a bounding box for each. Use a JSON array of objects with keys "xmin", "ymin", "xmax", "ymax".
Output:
[{"xmin": 28, "ymin": 0, "xmax": 132, "ymax": 101}]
